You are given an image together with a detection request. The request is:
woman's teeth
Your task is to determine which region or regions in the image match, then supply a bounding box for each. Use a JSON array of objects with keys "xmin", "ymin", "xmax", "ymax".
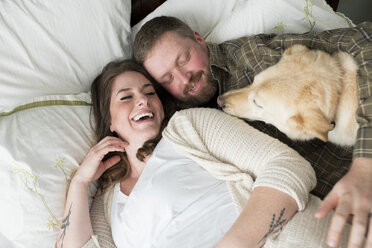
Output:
[{"xmin": 133, "ymin": 112, "xmax": 153, "ymax": 121}]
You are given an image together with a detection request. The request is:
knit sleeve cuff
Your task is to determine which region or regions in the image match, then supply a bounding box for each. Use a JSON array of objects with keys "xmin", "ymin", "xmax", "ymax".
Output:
[
  {"xmin": 252, "ymin": 155, "xmax": 316, "ymax": 211},
  {"xmin": 82, "ymin": 236, "xmax": 100, "ymax": 248}
]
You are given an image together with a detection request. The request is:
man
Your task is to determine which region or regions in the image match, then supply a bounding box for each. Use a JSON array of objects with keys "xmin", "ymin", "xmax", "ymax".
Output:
[{"xmin": 134, "ymin": 16, "xmax": 372, "ymax": 248}]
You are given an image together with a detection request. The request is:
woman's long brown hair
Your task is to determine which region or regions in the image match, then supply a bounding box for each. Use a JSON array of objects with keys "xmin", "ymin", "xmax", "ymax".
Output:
[{"xmin": 90, "ymin": 60, "xmax": 177, "ymax": 192}]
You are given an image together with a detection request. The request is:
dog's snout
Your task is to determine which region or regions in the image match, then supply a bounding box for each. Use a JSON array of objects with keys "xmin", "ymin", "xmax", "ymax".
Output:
[{"xmin": 217, "ymin": 95, "xmax": 225, "ymax": 108}]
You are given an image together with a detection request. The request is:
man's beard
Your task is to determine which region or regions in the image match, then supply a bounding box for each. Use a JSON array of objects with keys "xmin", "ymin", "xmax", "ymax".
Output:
[{"xmin": 177, "ymin": 71, "xmax": 218, "ymax": 109}]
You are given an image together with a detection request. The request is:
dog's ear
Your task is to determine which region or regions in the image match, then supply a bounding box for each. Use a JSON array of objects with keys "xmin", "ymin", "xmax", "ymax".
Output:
[
  {"xmin": 287, "ymin": 110, "xmax": 333, "ymax": 142},
  {"xmin": 283, "ymin": 44, "xmax": 308, "ymax": 56}
]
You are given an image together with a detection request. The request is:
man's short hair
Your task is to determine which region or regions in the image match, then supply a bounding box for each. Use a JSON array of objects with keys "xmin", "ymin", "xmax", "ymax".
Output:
[{"xmin": 133, "ymin": 16, "xmax": 196, "ymax": 64}]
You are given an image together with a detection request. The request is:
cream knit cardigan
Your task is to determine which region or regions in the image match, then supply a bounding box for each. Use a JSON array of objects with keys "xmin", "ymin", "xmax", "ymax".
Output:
[{"xmin": 84, "ymin": 108, "xmax": 350, "ymax": 248}]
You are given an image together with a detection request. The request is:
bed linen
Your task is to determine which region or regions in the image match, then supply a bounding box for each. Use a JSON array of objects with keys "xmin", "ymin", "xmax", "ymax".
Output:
[
  {"xmin": 0, "ymin": 93, "xmax": 98, "ymax": 247},
  {"xmin": 0, "ymin": 0, "xmax": 357, "ymax": 247},
  {"xmin": 132, "ymin": 0, "xmax": 353, "ymax": 43},
  {"xmin": 0, "ymin": 0, "xmax": 132, "ymax": 113},
  {"xmin": 0, "ymin": 0, "xmax": 133, "ymax": 246}
]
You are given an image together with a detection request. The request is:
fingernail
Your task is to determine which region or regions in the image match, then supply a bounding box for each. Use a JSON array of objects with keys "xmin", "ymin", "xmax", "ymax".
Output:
[
  {"xmin": 327, "ymin": 238, "xmax": 336, "ymax": 247},
  {"xmin": 314, "ymin": 210, "xmax": 322, "ymax": 218}
]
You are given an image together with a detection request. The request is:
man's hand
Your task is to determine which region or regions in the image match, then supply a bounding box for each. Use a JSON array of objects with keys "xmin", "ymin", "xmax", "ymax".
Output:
[{"xmin": 315, "ymin": 157, "xmax": 372, "ymax": 248}]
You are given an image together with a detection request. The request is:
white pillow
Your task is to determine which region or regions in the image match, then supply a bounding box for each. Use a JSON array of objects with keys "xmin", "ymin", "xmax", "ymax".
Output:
[
  {"xmin": 0, "ymin": 0, "xmax": 132, "ymax": 113},
  {"xmin": 131, "ymin": 0, "xmax": 239, "ymax": 40},
  {"xmin": 132, "ymin": 0, "xmax": 354, "ymax": 43},
  {"xmin": 0, "ymin": 94, "xmax": 97, "ymax": 247},
  {"xmin": 207, "ymin": 0, "xmax": 354, "ymax": 43}
]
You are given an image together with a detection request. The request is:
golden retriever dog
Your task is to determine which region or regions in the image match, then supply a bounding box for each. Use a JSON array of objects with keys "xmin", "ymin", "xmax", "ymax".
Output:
[{"xmin": 217, "ymin": 44, "xmax": 358, "ymax": 146}]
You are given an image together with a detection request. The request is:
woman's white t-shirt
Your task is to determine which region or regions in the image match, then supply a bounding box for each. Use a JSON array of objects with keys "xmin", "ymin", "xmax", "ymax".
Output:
[{"xmin": 111, "ymin": 138, "xmax": 238, "ymax": 248}]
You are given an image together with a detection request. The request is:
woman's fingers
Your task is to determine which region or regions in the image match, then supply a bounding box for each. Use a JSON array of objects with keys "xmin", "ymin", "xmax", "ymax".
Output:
[
  {"xmin": 89, "ymin": 137, "xmax": 127, "ymax": 167},
  {"xmin": 77, "ymin": 136, "xmax": 128, "ymax": 183},
  {"xmin": 93, "ymin": 154, "xmax": 122, "ymax": 181},
  {"xmin": 90, "ymin": 136, "xmax": 127, "ymax": 160},
  {"xmin": 102, "ymin": 155, "xmax": 122, "ymax": 170}
]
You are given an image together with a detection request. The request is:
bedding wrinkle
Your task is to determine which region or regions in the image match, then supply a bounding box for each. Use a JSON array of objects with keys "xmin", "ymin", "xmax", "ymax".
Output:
[
  {"xmin": 112, "ymin": 3, "xmax": 132, "ymax": 54},
  {"xmin": 1, "ymin": 0, "xmax": 134, "ymax": 245},
  {"xmin": 100, "ymin": 21, "xmax": 130, "ymax": 62},
  {"xmin": 1, "ymin": 2, "xmax": 86, "ymax": 83},
  {"xmin": 0, "ymin": 13, "xmax": 38, "ymax": 70}
]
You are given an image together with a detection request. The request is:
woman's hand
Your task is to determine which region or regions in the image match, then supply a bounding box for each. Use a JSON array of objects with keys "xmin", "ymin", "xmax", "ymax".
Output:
[
  {"xmin": 73, "ymin": 136, "xmax": 128, "ymax": 185},
  {"xmin": 56, "ymin": 136, "xmax": 127, "ymax": 248},
  {"xmin": 315, "ymin": 157, "xmax": 372, "ymax": 248}
]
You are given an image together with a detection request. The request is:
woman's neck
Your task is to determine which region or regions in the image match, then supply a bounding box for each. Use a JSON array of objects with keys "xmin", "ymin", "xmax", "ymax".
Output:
[
  {"xmin": 119, "ymin": 144, "xmax": 147, "ymax": 196},
  {"xmin": 125, "ymin": 144, "xmax": 147, "ymax": 180}
]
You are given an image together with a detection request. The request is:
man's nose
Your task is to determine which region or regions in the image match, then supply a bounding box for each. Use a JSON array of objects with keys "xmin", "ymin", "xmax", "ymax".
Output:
[{"xmin": 175, "ymin": 69, "xmax": 190, "ymax": 86}]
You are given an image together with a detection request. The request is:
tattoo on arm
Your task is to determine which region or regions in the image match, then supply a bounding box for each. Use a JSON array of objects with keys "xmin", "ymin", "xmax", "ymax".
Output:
[
  {"xmin": 257, "ymin": 208, "xmax": 287, "ymax": 245},
  {"xmin": 58, "ymin": 203, "xmax": 72, "ymax": 248}
]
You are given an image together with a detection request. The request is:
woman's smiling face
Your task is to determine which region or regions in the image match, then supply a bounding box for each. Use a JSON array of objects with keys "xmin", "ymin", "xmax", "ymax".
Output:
[{"xmin": 109, "ymin": 71, "xmax": 164, "ymax": 146}]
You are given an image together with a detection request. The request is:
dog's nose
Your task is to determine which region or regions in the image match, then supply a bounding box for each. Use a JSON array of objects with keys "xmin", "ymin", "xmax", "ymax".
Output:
[{"xmin": 217, "ymin": 95, "xmax": 225, "ymax": 108}]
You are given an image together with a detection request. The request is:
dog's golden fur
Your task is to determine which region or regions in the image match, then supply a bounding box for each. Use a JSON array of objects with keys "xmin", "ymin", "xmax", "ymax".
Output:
[{"xmin": 218, "ymin": 44, "xmax": 358, "ymax": 146}]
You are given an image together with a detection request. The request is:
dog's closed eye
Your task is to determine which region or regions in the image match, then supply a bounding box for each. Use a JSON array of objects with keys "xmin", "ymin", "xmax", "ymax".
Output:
[{"xmin": 253, "ymin": 99, "xmax": 263, "ymax": 109}]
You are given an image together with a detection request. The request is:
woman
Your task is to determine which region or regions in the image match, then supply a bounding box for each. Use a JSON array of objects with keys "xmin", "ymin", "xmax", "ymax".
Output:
[{"xmin": 56, "ymin": 60, "xmax": 351, "ymax": 248}]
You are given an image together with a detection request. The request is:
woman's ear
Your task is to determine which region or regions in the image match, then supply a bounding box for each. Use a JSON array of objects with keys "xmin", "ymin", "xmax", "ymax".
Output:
[
  {"xmin": 110, "ymin": 123, "xmax": 115, "ymax": 133},
  {"xmin": 109, "ymin": 125, "xmax": 121, "ymax": 139}
]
